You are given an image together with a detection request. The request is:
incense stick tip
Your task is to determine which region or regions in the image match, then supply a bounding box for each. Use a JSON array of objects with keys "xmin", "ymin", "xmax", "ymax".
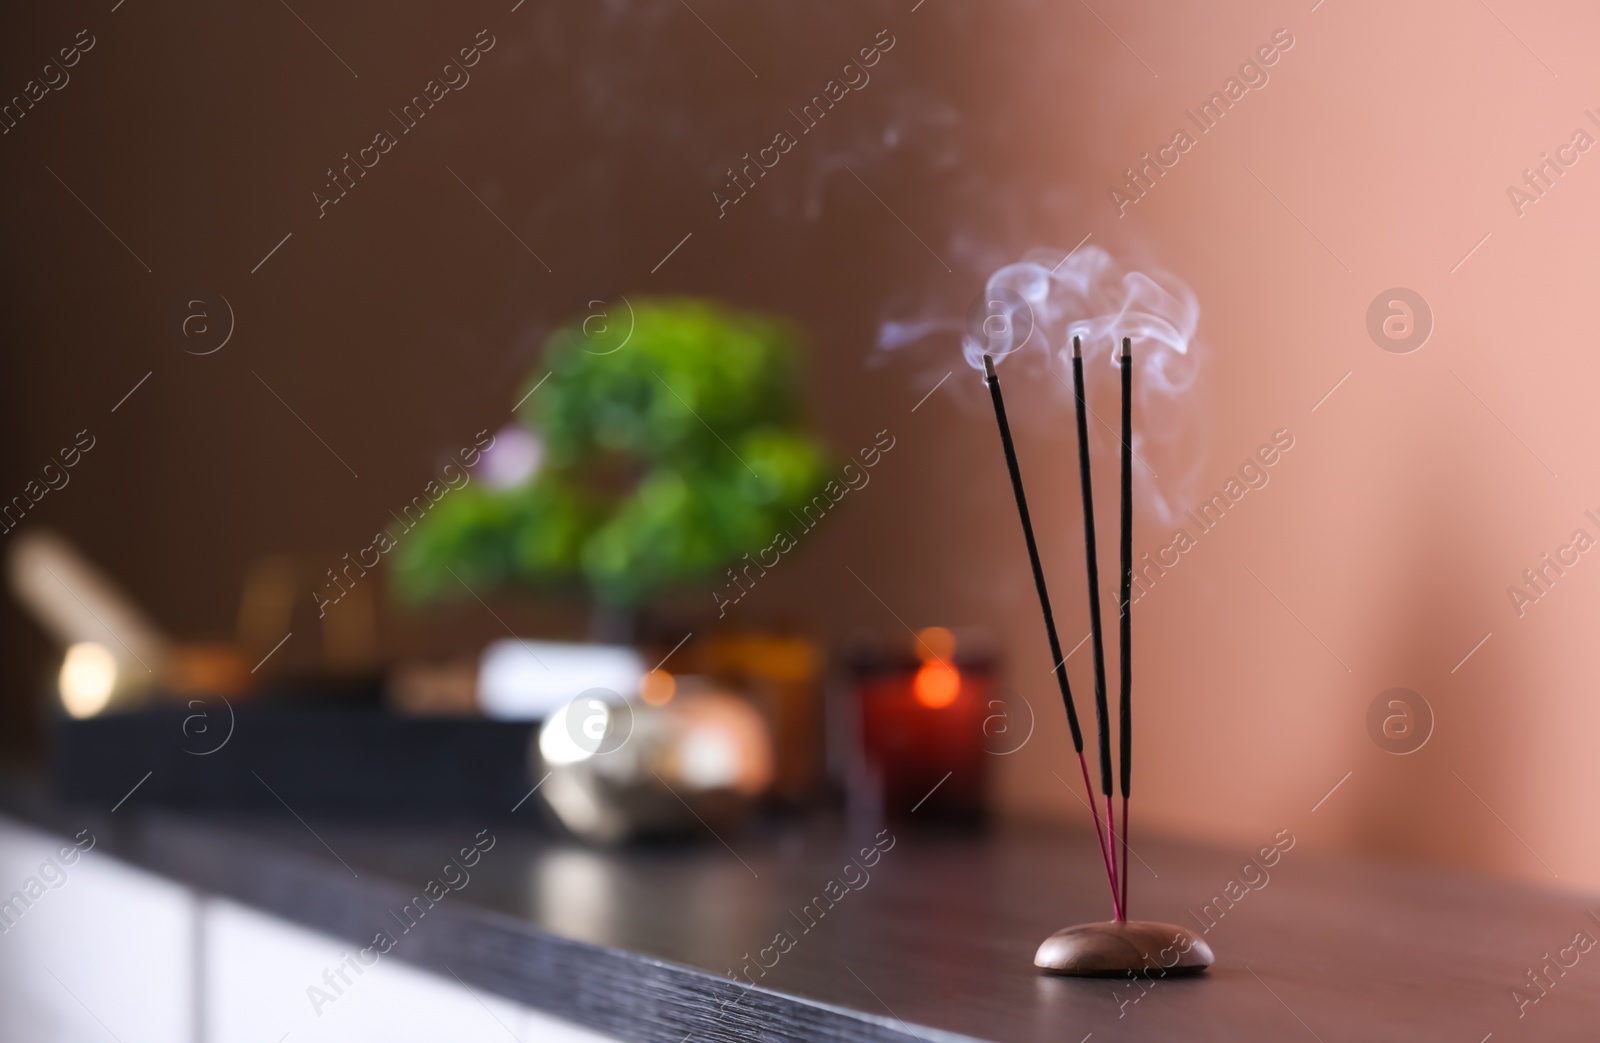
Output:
[
  {"xmin": 982, "ymin": 353, "xmax": 997, "ymax": 380},
  {"xmin": 1071, "ymin": 335, "xmax": 1082, "ymax": 359},
  {"xmin": 1121, "ymin": 337, "xmax": 1131, "ymax": 360}
]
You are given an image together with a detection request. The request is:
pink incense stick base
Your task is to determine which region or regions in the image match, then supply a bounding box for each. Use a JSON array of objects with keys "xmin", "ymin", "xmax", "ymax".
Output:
[{"xmin": 1035, "ymin": 920, "xmax": 1214, "ymax": 977}]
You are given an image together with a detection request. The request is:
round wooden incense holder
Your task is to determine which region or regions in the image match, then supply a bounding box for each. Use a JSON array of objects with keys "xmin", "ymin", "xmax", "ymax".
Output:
[{"xmin": 1035, "ymin": 920, "xmax": 1213, "ymax": 977}]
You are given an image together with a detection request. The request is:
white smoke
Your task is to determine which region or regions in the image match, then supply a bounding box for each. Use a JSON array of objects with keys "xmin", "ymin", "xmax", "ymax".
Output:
[{"xmin": 879, "ymin": 244, "xmax": 1207, "ymax": 525}]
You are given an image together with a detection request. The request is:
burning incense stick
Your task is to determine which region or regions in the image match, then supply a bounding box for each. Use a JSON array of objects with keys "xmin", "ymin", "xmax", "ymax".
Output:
[
  {"xmin": 983, "ymin": 354, "xmax": 1122, "ymax": 919},
  {"xmin": 1069, "ymin": 336, "xmax": 1119, "ymax": 917},
  {"xmin": 1029, "ymin": 339, "xmax": 1217, "ymax": 977},
  {"xmin": 1118, "ymin": 337, "xmax": 1133, "ymax": 916}
]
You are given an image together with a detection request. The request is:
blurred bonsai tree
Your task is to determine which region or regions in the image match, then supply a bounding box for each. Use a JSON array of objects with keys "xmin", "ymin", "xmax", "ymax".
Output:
[{"xmin": 395, "ymin": 298, "xmax": 830, "ymax": 623}]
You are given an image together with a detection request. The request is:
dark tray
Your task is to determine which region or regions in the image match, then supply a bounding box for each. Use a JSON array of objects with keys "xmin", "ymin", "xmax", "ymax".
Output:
[{"xmin": 50, "ymin": 702, "xmax": 538, "ymax": 813}]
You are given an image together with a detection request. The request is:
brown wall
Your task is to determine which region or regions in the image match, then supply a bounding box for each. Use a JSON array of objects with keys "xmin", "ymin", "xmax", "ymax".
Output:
[{"xmin": 3, "ymin": 0, "xmax": 1599, "ymax": 890}]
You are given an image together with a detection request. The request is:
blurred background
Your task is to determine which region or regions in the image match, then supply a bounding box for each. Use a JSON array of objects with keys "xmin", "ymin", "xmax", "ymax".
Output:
[{"xmin": 1, "ymin": 0, "xmax": 1598, "ymax": 892}]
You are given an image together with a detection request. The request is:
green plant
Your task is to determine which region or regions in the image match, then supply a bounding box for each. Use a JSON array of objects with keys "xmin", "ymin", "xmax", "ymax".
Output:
[{"xmin": 396, "ymin": 298, "xmax": 831, "ymax": 610}]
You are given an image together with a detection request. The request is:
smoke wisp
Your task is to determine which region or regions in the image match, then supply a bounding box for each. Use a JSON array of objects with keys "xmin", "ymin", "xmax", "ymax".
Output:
[{"xmin": 880, "ymin": 244, "xmax": 1208, "ymax": 525}]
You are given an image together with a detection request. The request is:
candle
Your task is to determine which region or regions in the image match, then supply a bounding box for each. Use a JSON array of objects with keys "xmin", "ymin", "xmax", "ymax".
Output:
[{"xmin": 852, "ymin": 627, "xmax": 993, "ymax": 819}]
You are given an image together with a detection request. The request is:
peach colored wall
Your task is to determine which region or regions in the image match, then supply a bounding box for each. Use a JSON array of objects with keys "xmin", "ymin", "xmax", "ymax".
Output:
[
  {"xmin": 963, "ymin": 0, "xmax": 1600, "ymax": 891},
  {"xmin": 1, "ymin": 0, "xmax": 1595, "ymax": 891}
]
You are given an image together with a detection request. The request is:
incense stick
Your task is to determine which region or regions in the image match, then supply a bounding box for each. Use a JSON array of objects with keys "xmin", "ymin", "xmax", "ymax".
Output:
[
  {"xmin": 1069, "ymin": 336, "xmax": 1119, "ymax": 915},
  {"xmin": 1118, "ymin": 337, "xmax": 1133, "ymax": 916},
  {"xmin": 983, "ymin": 354, "xmax": 1122, "ymax": 919}
]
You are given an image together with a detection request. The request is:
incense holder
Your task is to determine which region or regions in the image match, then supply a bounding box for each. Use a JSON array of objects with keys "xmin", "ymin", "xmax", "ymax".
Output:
[{"xmin": 1035, "ymin": 920, "xmax": 1213, "ymax": 977}]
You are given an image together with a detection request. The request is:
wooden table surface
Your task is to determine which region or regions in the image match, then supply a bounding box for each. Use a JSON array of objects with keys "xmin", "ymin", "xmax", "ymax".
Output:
[{"xmin": 4, "ymin": 786, "xmax": 1596, "ymax": 1042}]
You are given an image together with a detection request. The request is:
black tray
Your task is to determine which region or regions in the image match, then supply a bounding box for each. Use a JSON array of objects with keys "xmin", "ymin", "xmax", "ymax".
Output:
[{"xmin": 50, "ymin": 702, "xmax": 538, "ymax": 813}]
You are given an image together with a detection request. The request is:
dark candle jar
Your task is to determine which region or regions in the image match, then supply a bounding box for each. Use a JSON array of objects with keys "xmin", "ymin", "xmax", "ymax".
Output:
[{"xmin": 847, "ymin": 628, "xmax": 996, "ymax": 822}]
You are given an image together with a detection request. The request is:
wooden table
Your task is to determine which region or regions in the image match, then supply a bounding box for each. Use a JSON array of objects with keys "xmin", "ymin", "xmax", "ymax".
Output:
[{"xmin": 3, "ymin": 786, "xmax": 1595, "ymax": 1041}]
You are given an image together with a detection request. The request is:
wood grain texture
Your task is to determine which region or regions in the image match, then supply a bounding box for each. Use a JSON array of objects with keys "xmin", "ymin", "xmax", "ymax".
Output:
[{"xmin": 4, "ymin": 784, "xmax": 1598, "ymax": 1042}]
